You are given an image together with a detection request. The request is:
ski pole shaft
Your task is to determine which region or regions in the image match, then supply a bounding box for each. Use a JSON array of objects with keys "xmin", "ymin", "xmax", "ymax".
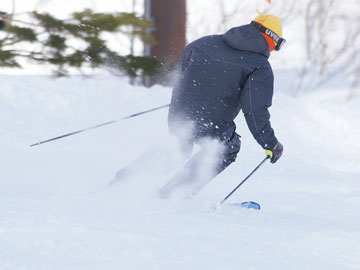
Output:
[
  {"xmin": 30, "ymin": 104, "xmax": 170, "ymax": 147},
  {"xmin": 220, "ymin": 156, "xmax": 270, "ymax": 205}
]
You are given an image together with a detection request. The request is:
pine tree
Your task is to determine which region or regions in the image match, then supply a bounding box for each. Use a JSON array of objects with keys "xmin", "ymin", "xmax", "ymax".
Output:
[{"xmin": 0, "ymin": 9, "xmax": 173, "ymax": 79}]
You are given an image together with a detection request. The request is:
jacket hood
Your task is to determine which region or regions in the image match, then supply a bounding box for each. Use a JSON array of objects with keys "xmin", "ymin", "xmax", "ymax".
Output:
[{"xmin": 223, "ymin": 24, "xmax": 270, "ymax": 58}]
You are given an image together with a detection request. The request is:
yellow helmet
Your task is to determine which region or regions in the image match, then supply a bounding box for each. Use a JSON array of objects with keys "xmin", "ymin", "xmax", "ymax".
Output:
[
  {"xmin": 252, "ymin": 10, "xmax": 286, "ymax": 51},
  {"xmin": 254, "ymin": 9, "xmax": 282, "ymax": 38}
]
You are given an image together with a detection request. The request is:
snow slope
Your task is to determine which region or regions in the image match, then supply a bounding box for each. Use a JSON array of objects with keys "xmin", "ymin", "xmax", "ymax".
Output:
[{"xmin": 1, "ymin": 74, "xmax": 360, "ymax": 270}]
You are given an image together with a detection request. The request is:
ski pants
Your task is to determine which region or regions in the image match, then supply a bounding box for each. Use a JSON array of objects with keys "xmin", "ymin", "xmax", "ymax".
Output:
[
  {"xmin": 110, "ymin": 128, "xmax": 241, "ymax": 197},
  {"xmin": 158, "ymin": 131, "xmax": 241, "ymax": 197}
]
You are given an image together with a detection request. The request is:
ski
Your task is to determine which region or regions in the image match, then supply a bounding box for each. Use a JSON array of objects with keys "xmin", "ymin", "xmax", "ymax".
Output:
[{"xmin": 227, "ymin": 201, "xmax": 261, "ymax": 210}]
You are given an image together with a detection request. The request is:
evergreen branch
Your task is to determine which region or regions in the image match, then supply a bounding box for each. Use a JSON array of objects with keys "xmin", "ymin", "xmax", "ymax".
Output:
[{"xmin": 0, "ymin": 9, "xmax": 163, "ymax": 79}]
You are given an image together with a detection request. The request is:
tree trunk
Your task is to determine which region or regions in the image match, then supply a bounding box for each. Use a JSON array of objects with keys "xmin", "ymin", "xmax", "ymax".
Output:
[{"xmin": 150, "ymin": 0, "xmax": 186, "ymax": 64}]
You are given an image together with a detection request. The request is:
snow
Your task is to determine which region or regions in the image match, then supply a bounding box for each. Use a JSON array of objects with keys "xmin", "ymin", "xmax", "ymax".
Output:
[
  {"xmin": 1, "ymin": 73, "xmax": 360, "ymax": 269},
  {"xmin": 1, "ymin": 0, "xmax": 360, "ymax": 268}
]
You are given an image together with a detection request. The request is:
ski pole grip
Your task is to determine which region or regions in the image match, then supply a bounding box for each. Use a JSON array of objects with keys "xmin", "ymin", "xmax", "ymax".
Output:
[{"xmin": 265, "ymin": 150, "xmax": 273, "ymax": 159}]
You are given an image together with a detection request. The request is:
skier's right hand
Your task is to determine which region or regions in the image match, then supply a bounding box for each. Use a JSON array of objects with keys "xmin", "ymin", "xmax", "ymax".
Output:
[{"xmin": 266, "ymin": 142, "xmax": 283, "ymax": 164}]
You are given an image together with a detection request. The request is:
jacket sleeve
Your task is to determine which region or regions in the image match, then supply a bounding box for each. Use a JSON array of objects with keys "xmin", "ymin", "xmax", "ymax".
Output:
[{"xmin": 240, "ymin": 63, "xmax": 278, "ymax": 150}]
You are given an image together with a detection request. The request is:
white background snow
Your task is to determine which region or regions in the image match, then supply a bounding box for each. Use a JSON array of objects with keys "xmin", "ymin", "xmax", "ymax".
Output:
[
  {"xmin": 1, "ymin": 74, "xmax": 359, "ymax": 269},
  {"xmin": 1, "ymin": 0, "xmax": 360, "ymax": 269}
]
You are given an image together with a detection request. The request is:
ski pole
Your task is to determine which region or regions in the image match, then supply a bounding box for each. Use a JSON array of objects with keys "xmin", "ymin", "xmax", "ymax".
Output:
[
  {"xmin": 220, "ymin": 156, "xmax": 270, "ymax": 205},
  {"xmin": 30, "ymin": 103, "xmax": 170, "ymax": 147}
]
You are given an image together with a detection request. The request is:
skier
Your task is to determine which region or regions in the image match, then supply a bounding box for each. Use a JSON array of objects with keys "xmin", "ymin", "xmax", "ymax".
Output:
[
  {"xmin": 158, "ymin": 10, "xmax": 284, "ymax": 197},
  {"xmin": 111, "ymin": 10, "xmax": 284, "ymax": 198}
]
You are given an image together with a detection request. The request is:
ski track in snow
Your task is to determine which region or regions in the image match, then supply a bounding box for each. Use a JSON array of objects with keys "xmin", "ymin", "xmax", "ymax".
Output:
[{"xmin": 0, "ymin": 74, "xmax": 360, "ymax": 270}]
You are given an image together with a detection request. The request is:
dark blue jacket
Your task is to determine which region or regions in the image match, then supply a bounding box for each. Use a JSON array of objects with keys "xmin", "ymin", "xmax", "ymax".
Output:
[{"xmin": 168, "ymin": 24, "xmax": 278, "ymax": 150}]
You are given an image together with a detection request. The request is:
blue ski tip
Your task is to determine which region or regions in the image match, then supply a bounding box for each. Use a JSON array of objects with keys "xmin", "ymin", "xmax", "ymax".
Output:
[{"xmin": 228, "ymin": 201, "xmax": 261, "ymax": 210}]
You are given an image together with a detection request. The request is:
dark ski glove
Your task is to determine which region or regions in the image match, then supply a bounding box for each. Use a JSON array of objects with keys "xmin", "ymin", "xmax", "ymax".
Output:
[
  {"xmin": 266, "ymin": 142, "xmax": 283, "ymax": 164},
  {"xmin": 0, "ymin": 12, "xmax": 6, "ymax": 30}
]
